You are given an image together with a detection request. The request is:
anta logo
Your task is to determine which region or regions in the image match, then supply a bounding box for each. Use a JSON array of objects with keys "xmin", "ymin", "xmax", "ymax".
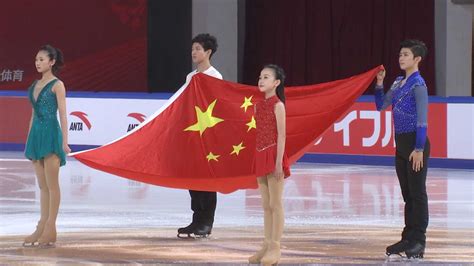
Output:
[
  {"xmin": 127, "ymin": 112, "xmax": 146, "ymax": 132},
  {"xmin": 69, "ymin": 111, "xmax": 92, "ymax": 131}
]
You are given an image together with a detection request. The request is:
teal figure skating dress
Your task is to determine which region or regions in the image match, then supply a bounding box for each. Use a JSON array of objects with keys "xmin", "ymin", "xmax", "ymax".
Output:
[{"xmin": 24, "ymin": 79, "xmax": 66, "ymax": 166}]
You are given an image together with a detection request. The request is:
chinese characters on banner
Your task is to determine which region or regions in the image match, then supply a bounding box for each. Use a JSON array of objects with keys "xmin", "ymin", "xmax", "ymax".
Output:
[{"xmin": 0, "ymin": 69, "xmax": 24, "ymax": 82}]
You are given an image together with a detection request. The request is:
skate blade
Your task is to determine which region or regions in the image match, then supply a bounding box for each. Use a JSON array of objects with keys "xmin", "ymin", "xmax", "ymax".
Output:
[
  {"xmin": 406, "ymin": 254, "xmax": 424, "ymax": 260},
  {"xmin": 22, "ymin": 242, "xmax": 40, "ymax": 248},
  {"xmin": 177, "ymin": 232, "xmax": 194, "ymax": 239},
  {"xmin": 385, "ymin": 253, "xmax": 406, "ymax": 262},
  {"xmin": 38, "ymin": 242, "xmax": 56, "ymax": 249},
  {"xmin": 177, "ymin": 233, "xmax": 210, "ymax": 240},
  {"xmin": 193, "ymin": 234, "xmax": 210, "ymax": 239}
]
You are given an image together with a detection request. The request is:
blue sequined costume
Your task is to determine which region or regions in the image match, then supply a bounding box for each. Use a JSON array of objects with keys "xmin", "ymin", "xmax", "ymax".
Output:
[{"xmin": 375, "ymin": 71, "xmax": 428, "ymax": 151}]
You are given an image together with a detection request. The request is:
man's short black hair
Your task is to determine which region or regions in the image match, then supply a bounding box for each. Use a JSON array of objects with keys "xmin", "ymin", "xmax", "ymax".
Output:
[
  {"xmin": 192, "ymin": 33, "xmax": 218, "ymax": 59},
  {"xmin": 400, "ymin": 39, "xmax": 427, "ymax": 60}
]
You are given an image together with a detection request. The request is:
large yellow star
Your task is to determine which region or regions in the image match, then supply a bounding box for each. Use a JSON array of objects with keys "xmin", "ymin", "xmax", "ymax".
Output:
[
  {"xmin": 184, "ymin": 100, "xmax": 224, "ymax": 136},
  {"xmin": 240, "ymin": 96, "xmax": 253, "ymax": 112},
  {"xmin": 206, "ymin": 152, "xmax": 220, "ymax": 162},
  {"xmin": 246, "ymin": 116, "xmax": 256, "ymax": 132},
  {"xmin": 230, "ymin": 142, "xmax": 246, "ymax": 156}
]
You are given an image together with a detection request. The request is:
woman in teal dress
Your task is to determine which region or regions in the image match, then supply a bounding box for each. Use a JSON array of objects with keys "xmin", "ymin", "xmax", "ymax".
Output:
[{"xmin": 23, "ymin": 45, "xmax": 70, "ymax": 247}]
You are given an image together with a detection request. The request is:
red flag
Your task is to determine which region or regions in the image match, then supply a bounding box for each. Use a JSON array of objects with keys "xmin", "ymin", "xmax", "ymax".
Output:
[{"xmin": 73, "ymin": 65, "xmax": 383, "ymax": 193}]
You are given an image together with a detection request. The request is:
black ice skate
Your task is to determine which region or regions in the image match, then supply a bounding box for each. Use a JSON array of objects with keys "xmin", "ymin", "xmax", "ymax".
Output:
[
  {"xmin": 385, "ymin": 239, "xmax": 410, "ymax": 256},
  {"xmin": 193, "ymin": 224, "xmax": 212, "ymax": 238},
  {"xmin": 177, "ymin": 222, "xmax": 197, "ymax": 239},
  {"xmin": 405, "ymin": 242, "xmax": 425, "ymax": 259}
]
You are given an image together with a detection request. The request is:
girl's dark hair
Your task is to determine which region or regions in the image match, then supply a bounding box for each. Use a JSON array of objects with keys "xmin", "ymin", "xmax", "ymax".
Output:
[
  {"xmin": 263, "ymin": 64, "xmax": 286, "ymax": 103},
  {"xmin": 39, "ymin": 44, "xmax": 64, "ymax": 74}
]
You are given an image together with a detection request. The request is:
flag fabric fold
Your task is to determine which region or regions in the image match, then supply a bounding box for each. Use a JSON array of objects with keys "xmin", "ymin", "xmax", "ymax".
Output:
[{"xmin": 73, "ymin": 65, "xmax": 383, "ymax": 193}]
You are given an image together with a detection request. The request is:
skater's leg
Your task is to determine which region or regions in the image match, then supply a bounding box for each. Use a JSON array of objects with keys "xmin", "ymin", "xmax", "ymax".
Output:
[
  {"xmin": 405, "ymin": 139, "xmax": 430, "ymax": 258},
  {"xmin": 193, "ymin": 191, "xmax": 216, "ymax": 236},
  {"xmin": 261, "ymin": 174, "xmax": 284, "ymax": 265},
  {"xmin": 387, "ymin": 133, "xmax": 413, "ymax": 255},
  {"xmin": 395, "ymin": 152, "xmax": 414, "ymax": 242},
  {"xmin": 199, "ymin": 191, "xmax": 216, "ymax": 226},
  {"xmin": 39, "ymin": 154, "xmax": 61, "ymax": 246},
  {"xmin": 178, "ymin": 190, "xmax": 201, "ymax": 237},
  {"xmin": 204, "ymin": 191, "xmax": 217, "ymax": 225},
  {"xmin": 189, "ymin": 190, "xmax": 202, "ymax": 225},
  {"xmin": 23, "ymin": 160, "xmax": 48, "ymax": 246},
  {"xmin": 249, "ymin": 176, "xmax": 272, "ymax": 264}
]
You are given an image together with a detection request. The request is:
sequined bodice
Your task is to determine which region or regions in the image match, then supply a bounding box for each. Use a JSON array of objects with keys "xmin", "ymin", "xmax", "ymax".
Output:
[
  {"xmin": 255, "ymin": 95, "xmax": 280, "ymax": 151},
  {"xmin": 28, "ymin": 79, "xmax": 59, "ymax": 121},
  {"xmin": 390, "ymin": 73, "xmax": 426, "ymax": 134}
]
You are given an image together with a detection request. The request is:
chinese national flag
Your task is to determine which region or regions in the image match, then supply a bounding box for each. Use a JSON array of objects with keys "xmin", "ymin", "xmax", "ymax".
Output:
[{"xmin": 73, "ymin": 65, "xmax": 383, "ymax": 193}]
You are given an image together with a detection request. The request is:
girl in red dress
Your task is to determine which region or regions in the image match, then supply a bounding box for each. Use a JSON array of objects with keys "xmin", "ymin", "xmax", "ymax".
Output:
[{"xmin": 249, "ymin": 64, "xmax": 290, "ymax": 265}]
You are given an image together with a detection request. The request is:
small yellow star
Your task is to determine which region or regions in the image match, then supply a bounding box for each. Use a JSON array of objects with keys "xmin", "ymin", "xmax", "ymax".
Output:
[
  {"xmin": 246, "ymin": 116, "xmax": 256, "ymax": 132},
  {"xmin": 184, "ymin": 99, "xmax": 224, "ymax": 136},
  {"xmin": 240, "ymin": 96, "xmax": 253, "ymax": 112},
  {"xmin": 230, "ymin": 142, "xmax": 246, "ymax": 156},
  {"xmin": 206, "ymin": 152, "xmax": 220, "ymax": 162}
]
